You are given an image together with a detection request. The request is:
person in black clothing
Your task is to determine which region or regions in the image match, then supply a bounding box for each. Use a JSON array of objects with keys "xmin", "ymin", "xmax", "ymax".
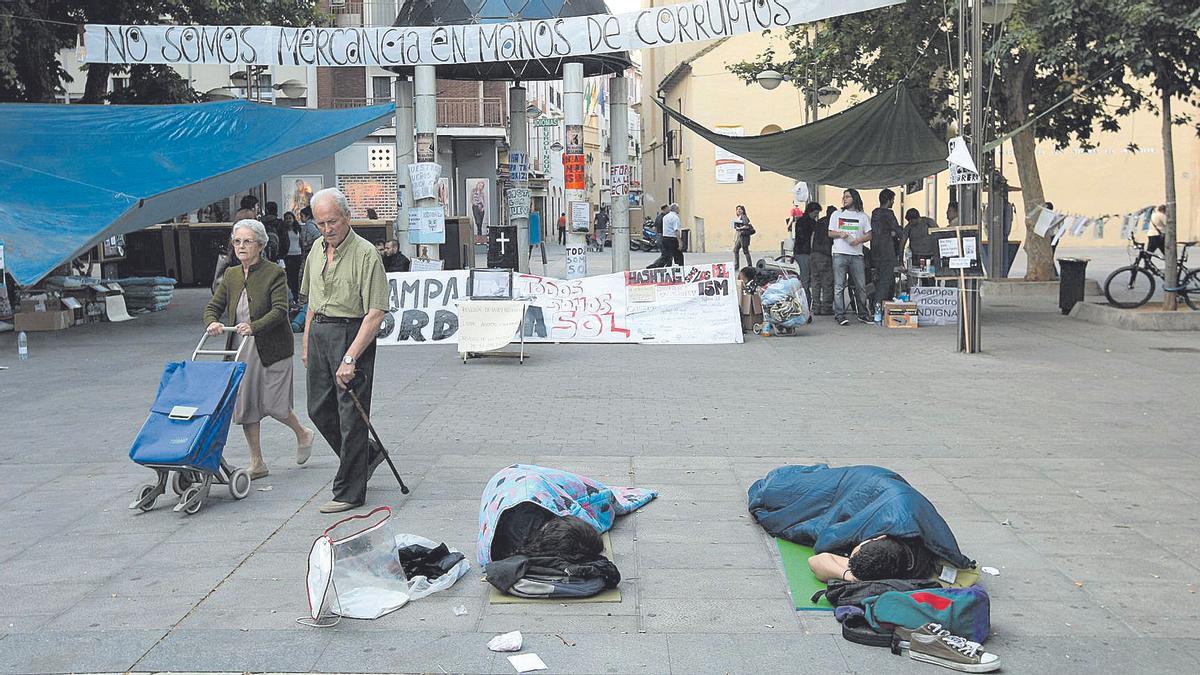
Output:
[
  {"xmin": 381, "ymin": 240, "xmax": 410, "ymax": 273},
  {"xmin": 652, "ymin": 204, "xmax": 668, "ymax": 234},
  {"xmin": 282, "ymin": 211, "xmax": 305, "ymax": 297},
  {"xmin": 901, "ymin": 208, "xmax": 939, "ymax": 269},
  {"xmin": 792, "ymin": 202, "xmax": 820, "ymax": 301},
  {"xmin": 870, "ymin": 189, "xmax": 900, "ymax": 305},
  {"xmin": 809, "ymin": 204, "xmax": 835, "ymax": 315},
  {"xmin": 261, "ymin": 201, "xmax": 288, "ymax": 264}
]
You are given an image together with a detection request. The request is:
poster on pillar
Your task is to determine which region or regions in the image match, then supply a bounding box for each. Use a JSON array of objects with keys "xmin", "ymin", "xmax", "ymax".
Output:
[
  {"xmin": 563, "ymin": 153, "xmax": 586, "ymax": 191},
  {"xmin": 508, "ymin": 152, "xmax": 529, "ymax": 183},
  {"xmin": 947, "ymin": 137, "xmax": 979, "ymax": 186},
  {"xmin": 466, "ymin": 178, "xmax": 491, "ymax": 239},
  {"xmin": 436, "ymin": 177, "xmax": 451, "ymax": 212},
  {"xmin": 569, "ymin": 201, "xmax": 591, "ymax": 234},
  {"xmin": 564, "ymin": 245, "xmax": 588, "ymax": 280},
  {"xmin": 408, "ymin": 162, "xmax": 441, "ymax": 200},
  {"xmin": 610, "ymin": 164, "xmax": 633, "ymax": 198},
  {"xmin": 416, "ymin": 133, "xmax": 435, "ymax": 163},
  {"xmin": 488, "ymin": 227, "xmax": 519, "ymax": 269},
  {"xmin": 565, "ymin": 125, "xmax": 584, "ymax": 155},
  {"xmin": 407, "ymin": 205, "xmax": 445, "ymax": 245},
  {"xmin": 505, "ymin": 187, "xmax": 532, "ymax": 219}
]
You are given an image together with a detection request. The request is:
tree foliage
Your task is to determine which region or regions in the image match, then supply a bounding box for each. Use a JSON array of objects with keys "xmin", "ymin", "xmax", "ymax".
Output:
[
  {"xmin": 0, "ymin": 1, "xmax": 324, "ymax": 104},
  {"xmin": 728, "ymin": 0, "xmax": 1196, "ymax": 280}
]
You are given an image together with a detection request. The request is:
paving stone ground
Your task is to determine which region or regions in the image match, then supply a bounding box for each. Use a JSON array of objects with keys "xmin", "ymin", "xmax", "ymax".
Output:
[{"xmin": 0, "ymin": 245, "xmax": 1197, "ymax": 674}]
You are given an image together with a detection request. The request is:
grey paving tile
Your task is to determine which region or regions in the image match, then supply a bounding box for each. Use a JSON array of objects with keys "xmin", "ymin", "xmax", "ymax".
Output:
[
  {"xmin": 314, "ymin": 630, "xmax": 498, "ymax": 674},
  {"xmin": 668, "ymin": 633, "xmax": 848, "ymax": 674},
  {"xmin": 136, "ymin": 628, "xmax": 332, "ymax": 673},
  {"xmin": 44, "ymin": 592, "xmax": 199, "ymax": 631},
  {"xmin": 640, "ymin": 598, "xmax": 799, "ymax": 634},
  {"xmin": 637, "ymin": 567, "xmax": 786, "ymax": 599},
  {"xmin": 518, "ymin": 632, "xmax": 671, "ymax": 674},
  {"xmin": 0, "ymin": 629, "xmax": 164, "ymax": 674}
]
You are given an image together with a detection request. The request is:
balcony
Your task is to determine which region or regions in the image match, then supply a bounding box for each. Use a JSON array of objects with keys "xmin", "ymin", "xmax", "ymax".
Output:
[
  {"xmin": 327, "ymin": 0, "xmax": 400, "ymax": 27},
  {"xmin": 328, "ymin": 96, "xmax": 506, "ymax": 128}
]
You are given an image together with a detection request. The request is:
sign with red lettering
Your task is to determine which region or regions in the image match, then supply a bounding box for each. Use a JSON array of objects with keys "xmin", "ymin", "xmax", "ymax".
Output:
[{"xmin": 563, "ymin": 153, "xmax": 586, "ymax": 191}]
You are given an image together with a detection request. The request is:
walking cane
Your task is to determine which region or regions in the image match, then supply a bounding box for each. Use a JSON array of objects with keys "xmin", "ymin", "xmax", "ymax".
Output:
[{"xmin": 345, "ymin": 374, "xmax": 410, "ymax": 494}]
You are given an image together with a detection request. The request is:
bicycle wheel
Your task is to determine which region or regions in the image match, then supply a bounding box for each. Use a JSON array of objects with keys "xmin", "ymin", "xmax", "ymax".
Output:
[
  {"xmin": 1181, "ymin": 269, "xmax": 1200, "ymax": 310},
  {"xmin": 1104, "ymin": 265, "xmax": 1155, "ymax": 308},
  {"xmin": 775, "ymin": 254, "xmax": 796, "ymax": 265}
]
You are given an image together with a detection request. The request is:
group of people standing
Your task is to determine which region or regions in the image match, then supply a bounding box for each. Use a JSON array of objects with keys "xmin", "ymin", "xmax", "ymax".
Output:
[
  {"xmin": 788, "ymin": 188, "xmax": 939, "ymax": 325},
  {"xmin": 205, "ymin": 187, "xmax": 390, "ymax": 514}
]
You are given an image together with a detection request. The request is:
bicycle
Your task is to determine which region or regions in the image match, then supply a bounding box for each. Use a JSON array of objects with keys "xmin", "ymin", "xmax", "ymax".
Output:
[{"xmin": 1103, "ymin": 235, "xmax": 1198, "ymax": 309}]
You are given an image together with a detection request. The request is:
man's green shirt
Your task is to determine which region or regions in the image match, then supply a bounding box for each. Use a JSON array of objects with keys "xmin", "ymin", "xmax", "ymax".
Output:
[{"xmin": 300, "ymin": 229, "xmax": 389, "ymax": 318}]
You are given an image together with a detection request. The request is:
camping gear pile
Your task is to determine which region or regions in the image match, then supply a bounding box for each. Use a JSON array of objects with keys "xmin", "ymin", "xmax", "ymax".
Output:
[{"xmin": 113, "ymin": 276, "xmax": 177, "ymax": 312}]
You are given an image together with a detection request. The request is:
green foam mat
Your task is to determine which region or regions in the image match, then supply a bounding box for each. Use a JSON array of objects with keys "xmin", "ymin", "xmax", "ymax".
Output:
[{"xmin": 775, "ymin": 539, "xmax": 834, "ymax": 611}]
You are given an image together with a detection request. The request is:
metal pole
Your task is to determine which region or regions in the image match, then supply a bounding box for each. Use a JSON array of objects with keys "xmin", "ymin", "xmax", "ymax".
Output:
[
  {"xmin": 610, "ymin": 75, "xmax": 630, "ymax": 272},
  {"xmin": 413, "ymin": 65, "xmax": 438, "ymax": 260},
  {"xmin": 563, "ymin": 62, "xmax": 587, "ymax": 278},
  {"xmin": 508, "ymin": 84, "xmax": 531, "ymax": 273},
  {"xmin": 394, "ymin": 77, "xmax": 415, "ymax": 256},
  {"xmin": 958, "ymin": 0, "xmax": 983, "ymax": 353}
]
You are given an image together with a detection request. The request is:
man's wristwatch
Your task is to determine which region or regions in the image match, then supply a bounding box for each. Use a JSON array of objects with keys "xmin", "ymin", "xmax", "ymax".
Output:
[{"xmin": 342, "ymin": 355, "xmax": 355, "ymax": 365}]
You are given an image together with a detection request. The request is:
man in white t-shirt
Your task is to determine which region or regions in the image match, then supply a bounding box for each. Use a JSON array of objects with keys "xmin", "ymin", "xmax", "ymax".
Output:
[{"xmin": 829, "ymin": 188, "xmax": 873, "ymax": 325}]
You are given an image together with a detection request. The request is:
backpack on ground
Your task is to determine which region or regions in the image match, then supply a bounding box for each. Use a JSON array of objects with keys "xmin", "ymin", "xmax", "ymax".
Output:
[
  {"xmin": 862, "ymin": 586, "xmax": 991, "ymax": 643},
  {"xmin": 812, "ymin": 578, "xmax": 941, "ymax": 608}
]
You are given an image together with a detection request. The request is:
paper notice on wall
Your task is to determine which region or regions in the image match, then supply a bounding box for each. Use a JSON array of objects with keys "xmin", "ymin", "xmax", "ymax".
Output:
[
  {"xmin": 407, "ymin": 162, "xmax": 441, "ymax": 200},
  {"xmin": 714, "ymin": 126, "xmax": 745, "ymax": 184},
  {"xmin": 569, "ymin": 201, "xmax": 590, "ymax": 233},
  {"xmin": 947, "ymin": 136, "xmax": 979, "ymax": 185},
  {"xmin": 104, "ymin": 294, "xmax": 135, "ymax": 322},
  {"xmin": 456, "ymin": 300, "xmax": 526, "ymax": 354},
  {"xmin": 949, "ymin": 256, "xmax": 972, "ymax": 269},
  {"xmin": 408, "ymin": 205, "xmax": 445, "ymax": 244},
  {"xmin": 962, "ymin": 237, "xmax": 977, "ymax": 260},
  {"xmin": 939, "ymin": 238, "xmax": 961, "ymax": 259}
]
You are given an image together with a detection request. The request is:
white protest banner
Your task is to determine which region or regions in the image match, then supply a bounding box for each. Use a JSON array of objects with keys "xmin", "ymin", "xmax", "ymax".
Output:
[
  {"xmin": 911, "ymin": 287, "xmax": 958, "ymax": 326},
  {"xmin": 505, "ymin": 187, "xmax": 532, "ymax": 219},
  {"xmin": 408, "ymin": 162, "xmax": 441, "ymax": 200},
  {"xmin": 565, "ymin": 245, "xmax": 587, "ymax": 280},
  {"xmin": 610, "ymin": 164, "xmax": 633, "ymax": 197},
  {"xmin": 457, "ymin": 300, "xmax": 527, "ymax": 353},
  {"xmin": 407, "ymin": 205, "xmax": 445, "ymax": 244},
  {"xmin": 377, "ymin": 263, "xmax": 741, "ymax": 345},
  {"xmin": 85, "ymin": 1, "xmax": 902, "ymax": 67}
]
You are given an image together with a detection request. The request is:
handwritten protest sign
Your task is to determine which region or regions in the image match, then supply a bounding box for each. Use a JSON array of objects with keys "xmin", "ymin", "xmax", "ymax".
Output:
[
  {"xmin": 457, "ymin": 300, "xmax": 527, "ymax": 353},
  {"xmin": 407, "ymin": 205, "xmax": 445, "ymax": 244},
  {"xmin": 505, "ymin": 187, "xmax": 532, "ymax": 219},
  {"xmin": 408, "ymin": 162, "xmax": 441, "ymax": 200}
]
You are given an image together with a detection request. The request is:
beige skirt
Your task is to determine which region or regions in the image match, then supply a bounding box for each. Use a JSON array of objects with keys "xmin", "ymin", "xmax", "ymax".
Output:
[{"xmin": 232, "ymin": 289, "xmax": 293, "ymax": 424}]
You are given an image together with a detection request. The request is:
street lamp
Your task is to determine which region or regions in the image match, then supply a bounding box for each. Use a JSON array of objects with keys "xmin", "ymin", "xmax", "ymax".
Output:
[
  {"xmin": 525, "ymin": 103, "xmax": 542, "ymax": 120},
  {"xmin": 754, "ymin": 70, "xmax": 784, "ymax": 91},
  {"xmin": 550, "ymin": 141, "xmax": 563, "ymax": 152}
]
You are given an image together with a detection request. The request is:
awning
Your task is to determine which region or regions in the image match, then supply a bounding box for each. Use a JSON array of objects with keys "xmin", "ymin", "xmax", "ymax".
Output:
[
  {"xmin": 0, "ymin": 100, "xmax": 396, "ymax": 286},
  {"xmin": 653, "ymin": 83, "xmax": 946, "ymax": 189}
]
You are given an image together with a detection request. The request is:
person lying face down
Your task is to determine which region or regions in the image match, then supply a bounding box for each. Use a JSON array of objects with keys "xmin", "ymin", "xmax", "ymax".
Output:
[{"xmin": 808, "ymin": 534, "xmax": 936, "ymax": 582}]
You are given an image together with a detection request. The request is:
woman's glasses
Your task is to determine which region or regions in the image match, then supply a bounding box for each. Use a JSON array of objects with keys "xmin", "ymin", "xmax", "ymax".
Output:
[{"xmin": 231, "ymin": 238, "xmax": 257, "ymax": 247}]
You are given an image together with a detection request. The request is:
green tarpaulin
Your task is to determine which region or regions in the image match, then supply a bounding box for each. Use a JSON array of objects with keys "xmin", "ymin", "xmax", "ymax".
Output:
[{"xmin": 654, "ymin": 83, "xmax": 946, "ymax": 189}]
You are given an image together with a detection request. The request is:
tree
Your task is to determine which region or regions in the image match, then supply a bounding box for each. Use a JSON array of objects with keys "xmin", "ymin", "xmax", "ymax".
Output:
[
  {"xmin": 1103, "ymin": 1, "xmax": 1200, "ymax": 310},
  {"xmin": 0, "ymin": 1, "xmax": 324, "ymax": 105},
  {"xmin": 729, "ymin": 1, "xmax": 1141, "ymax": 281}
]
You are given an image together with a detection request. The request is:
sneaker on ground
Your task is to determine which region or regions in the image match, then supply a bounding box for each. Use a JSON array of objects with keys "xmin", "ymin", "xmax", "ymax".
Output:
[
  {"xmin": 892, "ymin": 623, "xmax": 952, "ymax": 652},
  {"xmin": 857, "ymin": 315, "xmax": 873, "ymax": 324},
  {"xmin": 838, "ymin": 318, "xmax": 850, "ymax": 326},
  {"xmin": 908, "ymin": 632, "xmax": 1000, "ymax": 673}
]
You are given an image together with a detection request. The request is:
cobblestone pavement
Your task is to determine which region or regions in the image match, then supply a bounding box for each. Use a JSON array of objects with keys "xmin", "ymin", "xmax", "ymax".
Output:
[{"xmin": 0, "ymin": 245, "xmax": 1197, "ymax": 674}]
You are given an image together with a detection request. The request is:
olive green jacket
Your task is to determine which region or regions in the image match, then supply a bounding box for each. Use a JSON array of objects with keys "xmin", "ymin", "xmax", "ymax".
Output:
[{"xmin": 203, "ymin": 260, "xmax": 293, "ymax": 367}]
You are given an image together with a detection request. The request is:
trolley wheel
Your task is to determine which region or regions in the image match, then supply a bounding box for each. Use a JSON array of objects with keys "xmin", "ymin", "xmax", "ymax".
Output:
[
  {"xmin": 752, "ymin": 323, "xmax": 763, "ymax": 335},
  {"xmin": 175, "ymin": 485, "xmax": 202, "ymax": 515},
  {"xmin": 134, "ymin": 484, "xmax": 157, "ymax": 512},
  {"xmin": 170, "ymin": 471, "xmax": 193, "ymax": 496},
  {"xmin": 229, "ymin": 469, "xmax": 251, "ymax": 500}
]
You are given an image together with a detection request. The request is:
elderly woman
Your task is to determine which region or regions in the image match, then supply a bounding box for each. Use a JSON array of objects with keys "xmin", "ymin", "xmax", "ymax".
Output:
[{"xmin": 204, "ymin": 219, "xmax": 314, "ymax": 480}]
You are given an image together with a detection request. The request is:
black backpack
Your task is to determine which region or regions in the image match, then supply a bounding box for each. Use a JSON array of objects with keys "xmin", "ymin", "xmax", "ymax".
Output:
[{"xmin": 811, "ymin": 578, "xmax": 941, "ymax": 608}]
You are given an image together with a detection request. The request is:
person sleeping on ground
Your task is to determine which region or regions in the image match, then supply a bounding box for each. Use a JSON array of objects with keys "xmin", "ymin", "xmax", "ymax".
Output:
[
  {"xmin": 747, "ymin": 464, "xmax": 973, "ymax": 581},
  {"xmin": 478, "ymin": 464, "xmax": 656, "ymax": 598}
]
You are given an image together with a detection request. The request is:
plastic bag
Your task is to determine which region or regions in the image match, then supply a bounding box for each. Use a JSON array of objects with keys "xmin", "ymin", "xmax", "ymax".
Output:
[
  {"xmin": 761, "ymin": 278, "xmax": 811, "ymax": 329},
  {"xmin": 395, "ymin": 532, "xmax": 471, "ymax": 602},
  {"xmin": 320, "ymin": 506, "xmax": 411, "ymax": 620}
]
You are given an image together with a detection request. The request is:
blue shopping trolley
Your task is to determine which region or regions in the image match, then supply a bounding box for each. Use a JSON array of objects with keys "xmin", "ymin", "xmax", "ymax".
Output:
[{"xmin": 128, "ymin": 328, "xmax": 252, "ymax": 515}]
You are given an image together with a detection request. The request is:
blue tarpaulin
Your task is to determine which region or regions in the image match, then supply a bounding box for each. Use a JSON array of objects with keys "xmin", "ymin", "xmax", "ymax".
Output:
[{"xmin": 0, "ymin": 100, "xmax": 395, "ymax": 286}]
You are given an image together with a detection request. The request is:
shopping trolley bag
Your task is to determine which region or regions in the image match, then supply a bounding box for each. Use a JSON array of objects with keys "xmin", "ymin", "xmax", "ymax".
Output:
[{"xmin": 129, "ymin": 360, "xmax": 246, "ymax": 474}]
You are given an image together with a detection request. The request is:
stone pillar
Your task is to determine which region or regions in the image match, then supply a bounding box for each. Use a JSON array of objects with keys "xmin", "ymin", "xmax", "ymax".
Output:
[
  {"xmin": 609, "ymin": 75, "xmax": 630, "ymax": 272},
  {"xmin": 394, "ymin": 77, "xmax": 415, "ymax": 256},
  {"xmin": 563, "ymin": 62, "xmax": 587, "ymax": 279},
  {"xmin": 413, "ymin": 65, "xmax": 439, "ymax": 259},
  {"xmin": 508, "ymin": 84, "xmax": 531, "ymax": 273}
]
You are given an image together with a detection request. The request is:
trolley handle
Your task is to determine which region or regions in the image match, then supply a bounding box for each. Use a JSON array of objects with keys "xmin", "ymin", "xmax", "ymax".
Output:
[{"xmin": 192, "ymin": 326, "xmax": 250, "ymax": 362}]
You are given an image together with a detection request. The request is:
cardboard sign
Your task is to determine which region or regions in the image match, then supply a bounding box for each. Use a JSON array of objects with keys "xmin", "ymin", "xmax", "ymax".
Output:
[
  {"xmin": 911, "ymin": 287, "xmax": 958, "ymax": 326},
  {"xmin": 408, "ymin": 162, "xmax": 441, "ymax": 200},
  {"xmin": 563, "ymin": 153, "xmax": 586, "ymax": 191},
  {"xmin": 505, "ymin": 187, "xmax": 532, "ymax": 219},
  {"xmin": 565, "ymin": 245, "xmax": 587, "ymax": 279},
  {"xmin": 508, "ymin": 151, "xmax": 528, "ymax": 183},
  {"xmin": 610, "ymin": 164, "xmax": 633, "ymax": 197},
  {"xmin": 457, "ymin": 300, "xmax": 526, "ymax": 353},
  {"xmin": 407, "ymin": 205, "xmax": 445, "ymax": 244}
]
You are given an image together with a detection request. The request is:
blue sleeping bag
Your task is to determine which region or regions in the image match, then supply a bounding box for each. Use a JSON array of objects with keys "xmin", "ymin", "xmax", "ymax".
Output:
[{"xmin": 747, "ymin": 464, "xmax": 972, "ymax": 569}]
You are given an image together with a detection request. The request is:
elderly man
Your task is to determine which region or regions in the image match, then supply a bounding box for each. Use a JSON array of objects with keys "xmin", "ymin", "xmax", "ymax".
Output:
[
  {"xmin": 648, "ymin": 203, "xmax": 685, "ymax": 268},
  {"xmin": 301, "ymin": 188, "xmax": 390, "ymax": 513}
]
